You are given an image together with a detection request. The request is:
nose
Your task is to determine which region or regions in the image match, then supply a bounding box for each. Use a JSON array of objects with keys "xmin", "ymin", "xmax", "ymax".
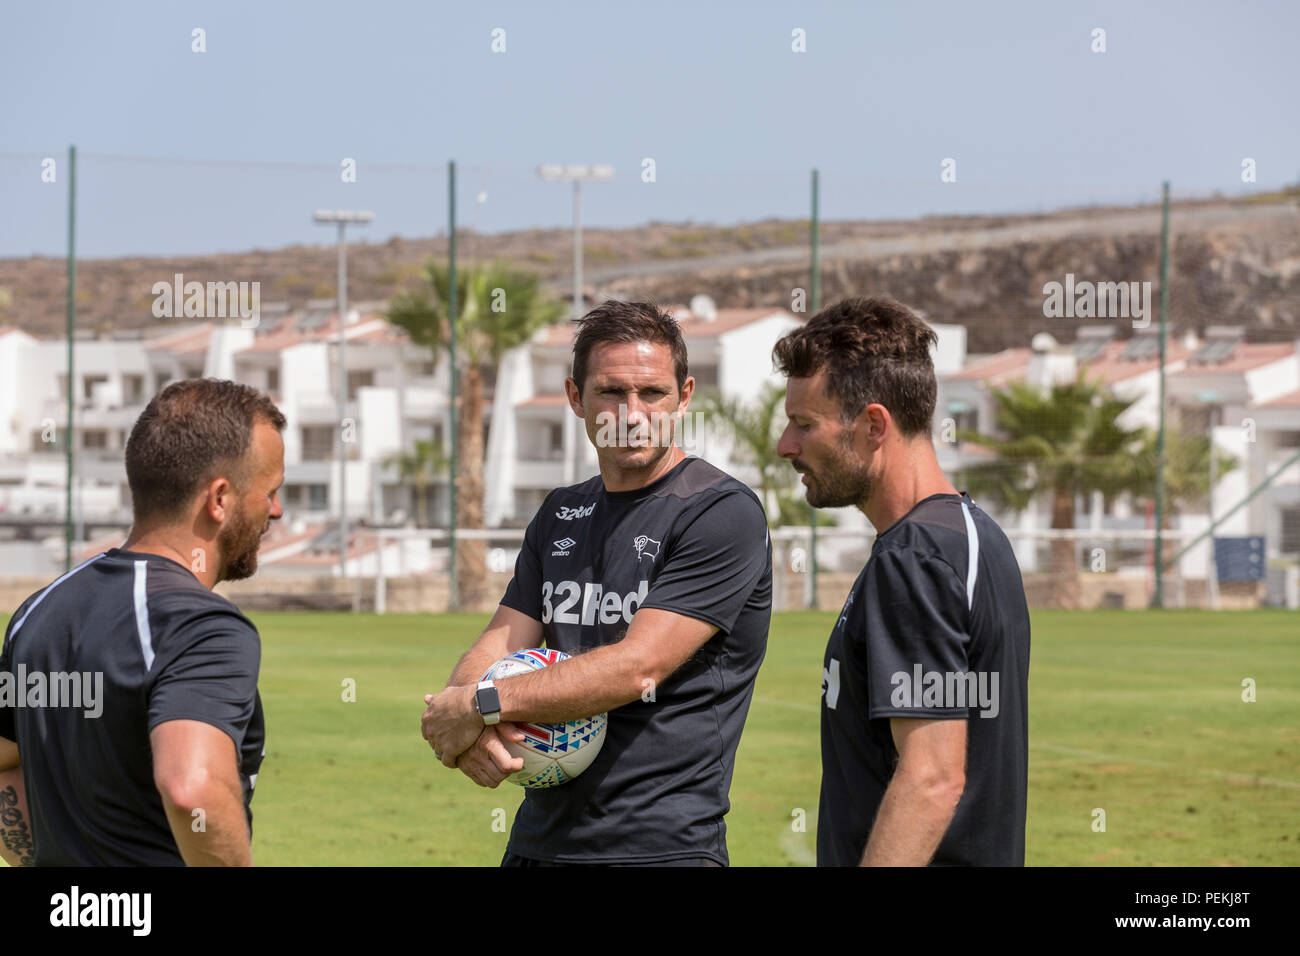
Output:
[
  {"xmin": 270, "ymin": 492, "xmax": 284, "ymax": 521},
  {"xmin": 624, "ymin": 393, "xmax": 650, "ymax": 423},
  {"xmin": 776, "ymin": 422, "xmax": 798, "ymax": 461}
]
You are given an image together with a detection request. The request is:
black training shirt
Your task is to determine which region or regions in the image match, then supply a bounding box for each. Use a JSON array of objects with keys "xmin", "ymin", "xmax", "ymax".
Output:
[
  {"xmin": 817, "ymin": 493, "xmax": 1030, "ymax": 866},
  {"xmin": 500, "ymin": 455, "xmax": 772, "ymax": 864},
  {"xmin": 0, "ymin": 548, "xmax": 264, "ymax": 866}
]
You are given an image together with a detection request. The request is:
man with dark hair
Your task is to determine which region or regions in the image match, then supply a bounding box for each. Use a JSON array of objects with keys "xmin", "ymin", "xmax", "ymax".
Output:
[
  {"xmin": 772, "ymin": 295, "xmax": 1030, "ymax": 866},
  {"xmin": 422, "ymin": 299, "xmax": 772, "ymax": 866},
  {"xmin": 0, "ymin": 378, "xmax": 285, "ymax": 866}
]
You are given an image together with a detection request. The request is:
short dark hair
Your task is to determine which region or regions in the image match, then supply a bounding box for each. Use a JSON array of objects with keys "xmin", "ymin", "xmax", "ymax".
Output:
[
  {"xmin": 125, "ymin": 378, "xmax": 286, "ymax": 523},
  {"xmin": 772, "ymin": 296, "xmax": 938, "ymax": 437},
  {"xmin": 570, "ymin": 300, "xmax": 689, "ymax": 396}
]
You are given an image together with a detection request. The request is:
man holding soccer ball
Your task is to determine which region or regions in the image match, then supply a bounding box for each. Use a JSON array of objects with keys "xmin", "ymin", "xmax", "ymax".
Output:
[
  {"xmin": 772, "ymin": 296, "xmax": 1030, "ymax": 866},
  {"xmin": 421, "ymin": 300, "xmax": 772, "ymax": 866}
]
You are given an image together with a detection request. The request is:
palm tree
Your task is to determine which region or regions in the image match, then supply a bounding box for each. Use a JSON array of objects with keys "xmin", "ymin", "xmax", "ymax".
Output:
[
  {"xmin": 697, "ymin": 384, "xmax": 790, "ymax": 525},
  {"xmin": 957, "ymin": 376, "xmax": 1149, "ymax": 608},
  {"xmin": 1126, "ymin": 427, "xmax": 1238, "ymax": 596},
  {"xmin": 957, "ymin": 375, "xmax": 1238, "ymax": 608},
  {"xmin": 385, "ymin": 438, "xmax": 447, "ymax": 528},
  {"xmin": 387, "ymin": 261, "xmax": 565, "ymax": 609}
]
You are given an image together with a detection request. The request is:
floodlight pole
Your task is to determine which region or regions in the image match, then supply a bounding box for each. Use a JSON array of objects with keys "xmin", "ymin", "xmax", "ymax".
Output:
[
  {"xmin": 64, "ymin": 145, "xmax": 76, "ymax": 572},
  {"xmin": 448, "ymin": 160, "xmax": 459, "ymax": 610},
  {"xmin": 573, "ymin": 179, "xmax": 583, "ymax": 323},
  {"xmin": 1152, "ymin": 182, "xmax": 1170, "ymax": 608},
  {"xmin": 808, "ymin": 168, "xmax": 821, "ymax": 609},
  {"xmin": 313, "ymin": 210, "xmax": 373, "ymax": 589},
  {"xmin": 538, "ymin": 164, "xmax": 613, "ymax": 484}
]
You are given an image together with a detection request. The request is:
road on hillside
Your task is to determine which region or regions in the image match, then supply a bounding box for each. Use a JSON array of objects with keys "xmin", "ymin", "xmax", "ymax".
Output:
[{"xmin": 561, "ymin": 201, "xmax": 1296, "ymax": 289}]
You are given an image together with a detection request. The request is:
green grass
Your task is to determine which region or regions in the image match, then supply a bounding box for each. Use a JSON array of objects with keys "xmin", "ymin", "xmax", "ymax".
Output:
[{"xmin": 4, "ymin": 610, "xmax": 1298, "ymax": 865}]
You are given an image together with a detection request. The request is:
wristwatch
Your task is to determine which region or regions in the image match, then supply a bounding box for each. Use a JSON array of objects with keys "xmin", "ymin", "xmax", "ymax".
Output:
[{"xmin": 474, "ymin": 680, "xmax": 501, "ymax": 725}]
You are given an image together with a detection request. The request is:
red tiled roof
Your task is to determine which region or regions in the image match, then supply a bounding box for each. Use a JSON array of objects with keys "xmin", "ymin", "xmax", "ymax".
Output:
[
  {"xmin": 241, "ymin": 314, "xmax": 410, "ymax": 353},
  {"xmin": 1078, "ymin": 339, "xmax": 1195, "ymax": 385},
  {"xmin": 515, "ymin": 394, "xmax": 570, "ymax": 408},
  {"xmin": 1177, "ymin": 342, "xmax": 1295, "ymax": 375},
  {"xmin": 536, "ymin": 307, "xmax": 800, "ymax": 347},
  {"xmin": 144, "ymin": 324, "xmax": 213, "ymax": 355},
  {"xmin": 946, "ymin": 348, "xmax": 1032, "ymax": 385}
]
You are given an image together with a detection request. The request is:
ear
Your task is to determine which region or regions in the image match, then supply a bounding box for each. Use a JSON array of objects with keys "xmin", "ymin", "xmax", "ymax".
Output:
[
  {"xmin": 860, "ymin": 402, "xmax": 891, "ymax": 446},
  {"xmin": 202, "ymin": 477, "xmax": 232, "ymax": 523},
  {"xmin": 564, "ymin": 378, "xmax": 584, "ymax": 418},
  {"xmin": 677, "ymin": 376, "xmax": 695, "ymax": 414}
]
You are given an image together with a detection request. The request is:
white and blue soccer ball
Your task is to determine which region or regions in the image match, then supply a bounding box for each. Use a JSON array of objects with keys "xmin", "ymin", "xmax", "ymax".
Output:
[{"xmin": 481, "ymin": 648, "xmax": 608, "ymax": 789}]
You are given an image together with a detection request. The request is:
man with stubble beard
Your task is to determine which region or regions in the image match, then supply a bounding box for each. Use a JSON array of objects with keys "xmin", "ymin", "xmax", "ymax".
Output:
[
  {"xmin": 774, "ymin": 296, "xmax": 1030, "ymax": 866},
  {"xmin": 0, "ymin": 379, "xmax": 285, "ymax": 866}
]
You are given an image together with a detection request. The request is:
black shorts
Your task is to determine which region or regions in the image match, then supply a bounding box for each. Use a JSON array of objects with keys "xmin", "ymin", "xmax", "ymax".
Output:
[{"xmin": 501, "ymin": 851, "xmax": 723, "ymax": 867}]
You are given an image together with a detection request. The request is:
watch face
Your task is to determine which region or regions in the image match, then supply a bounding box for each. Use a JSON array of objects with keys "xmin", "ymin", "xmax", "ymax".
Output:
[{"xmin": 477, "ymin": 685, "xmax": 501, "ymax": 716}]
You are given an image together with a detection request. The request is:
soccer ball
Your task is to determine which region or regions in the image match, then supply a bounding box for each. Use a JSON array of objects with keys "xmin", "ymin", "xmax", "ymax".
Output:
[{"xmin": 480, "ymin": 648, "xmax": 608, "ymax": 789}]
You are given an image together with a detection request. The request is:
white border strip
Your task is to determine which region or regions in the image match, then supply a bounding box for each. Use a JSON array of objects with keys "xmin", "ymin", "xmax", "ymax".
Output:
[
  {"xmin": 8, "ymin": 553, "xmax": 107, "ymax": 641},
  {"xmin": 133, "ymin": 560, "xmax": 155, "ymax": 671},
  {"xmin": 960, "ymin": 500, "xmax": 979, "ymax": 611}
]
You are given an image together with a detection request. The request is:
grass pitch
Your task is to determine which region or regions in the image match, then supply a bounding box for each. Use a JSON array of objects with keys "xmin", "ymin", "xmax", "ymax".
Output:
[{"xmin": 4, "ymin": 609, "xmax": 1298, "ymax": 865}]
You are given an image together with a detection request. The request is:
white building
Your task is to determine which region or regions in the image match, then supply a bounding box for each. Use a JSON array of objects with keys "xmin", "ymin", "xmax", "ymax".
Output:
[
  {"xmin": 934, "ymin": 323, "xmax": 1300, "ymax": 586},
  {"xmin": 0, "ymin": 301, "xmax": 804, "ymax": 574}
]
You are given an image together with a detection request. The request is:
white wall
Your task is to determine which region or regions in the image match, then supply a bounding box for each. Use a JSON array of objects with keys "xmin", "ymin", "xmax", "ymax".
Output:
[
  {"xmin": 928, "ymin": 323, "xmax": 967, "ymax": 377},
  {"xmin": 204, "ymin": 326, "xmax": 256, "ymax": 380},
  {"xmin": 718, "ymin": 313, "xmax": 802, "ymax": 403},
  {"xmin": 278, "ymin": 342, "xmax": 331, "ymax": 465},
  {"xmin": 0, "ymin": 330, "xmax": 38, "ymax": 453},
  {"xmin": 486, "ymin": 344, "xmax": 534, "ymax": 526}
]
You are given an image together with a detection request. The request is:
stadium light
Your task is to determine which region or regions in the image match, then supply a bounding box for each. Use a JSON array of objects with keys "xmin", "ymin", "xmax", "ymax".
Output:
[
  {"xmin": 313, "ymin": 209, "xmax": 373, "ymax": 589},
  {"xmin": 537, "ymin": 164, "xmax": 612, "ymax": 483}
]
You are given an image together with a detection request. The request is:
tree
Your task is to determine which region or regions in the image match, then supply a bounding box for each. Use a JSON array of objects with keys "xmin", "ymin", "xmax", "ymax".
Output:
[
  {"xmin": 387, "ymin": 261, "xmax": 565, "ymax": 609},
  {"xmin": 957, "ymin": 376, "xmax": 1149, "ymax": 608},
  {"xmin": 697, "ymin": 384, "xmax": 790, "ymax": 526},
  {"xmin": 1129, "ymin": 427, "xmax": 1237, "ymax": 515},
  {"xmin": 1127, "ymin": 426, "xmax": 1238, "ymax": 598},
  {"xmin": 957, "ymin": 374, "xmax": 1238, "ymax": 608},
  {"xmin": 385, "ymin": 438, "xmax": 447, "ymax": 528},
  {"xmin": 697, "ymin": 383, "xmax": 830, "ymax": 529}
]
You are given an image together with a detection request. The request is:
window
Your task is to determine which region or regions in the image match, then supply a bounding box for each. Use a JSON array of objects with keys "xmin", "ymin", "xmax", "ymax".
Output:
[
  {"xmin": 308, "ymin": 485, "xmax": 328, "ymax": 510},
  {"xmin": 83, "ymin": 429, "xmax": 108, "ymax": 450},
  {"xmin": 301, "ymin": 426, "xmax": 335, "ymax": 461},
  {"xmin": 83, "ymin": 374, "xmax": 108, "ymax": 401},
  {"xmin": 347, "ymin": 370, "xmax": 374, "ymax": 400},
  {"xmin": 1179, "ymin": 403, "xmax": 1222, "ymax": 434},
  {"xmin": 123, "ymin": 374, "xmax": 146, "ymax": 403},
  {"xmin": 692, "ymin": 365, "xmax": 718, "ymax": 388},
  {"xmin": 267, "ymin": 368, "xmax": 280, "ymax": 394},
  {"xmin": 1281, "ymin": 507, "xmax": 1300, "ymax": 555}
]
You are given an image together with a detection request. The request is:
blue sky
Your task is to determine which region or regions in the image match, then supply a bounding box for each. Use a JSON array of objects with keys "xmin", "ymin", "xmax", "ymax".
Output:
[{"xmin": 2, "ymin": 0, "xmax": 1296, "ymax": 257}]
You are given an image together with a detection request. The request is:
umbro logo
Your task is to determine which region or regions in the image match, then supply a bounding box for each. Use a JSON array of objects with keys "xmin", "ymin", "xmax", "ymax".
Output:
[{"xmin": 552, "ymin": 537, "xmax": 577, "ymax": 556}]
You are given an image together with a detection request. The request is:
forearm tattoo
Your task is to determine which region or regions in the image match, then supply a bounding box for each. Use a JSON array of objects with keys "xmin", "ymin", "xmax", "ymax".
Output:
[{"xmin": 0, "ymin": 785, "xmax": 35, "ymax": 867}]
